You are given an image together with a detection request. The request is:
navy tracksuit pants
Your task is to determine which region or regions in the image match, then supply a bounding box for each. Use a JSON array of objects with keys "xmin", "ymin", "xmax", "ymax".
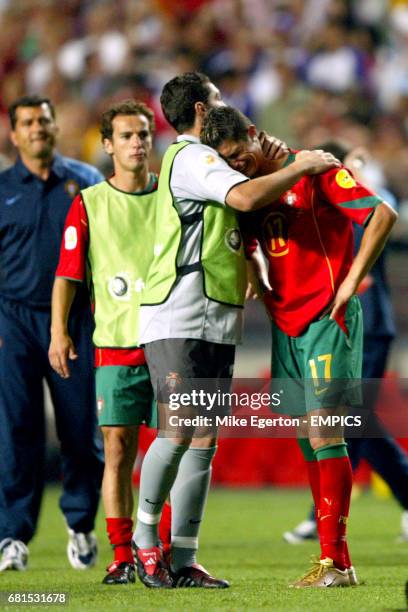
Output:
[
  {"xmin": 307, "ymin": 335, "xmax": 408, "ymax": 520},
  {"xmin": 0, "ymin": 298, "xmax": 104, "ymax": 544},
  {"xmin": 347, "ymin": 335, "xmax": 408, "ymax": 509}
]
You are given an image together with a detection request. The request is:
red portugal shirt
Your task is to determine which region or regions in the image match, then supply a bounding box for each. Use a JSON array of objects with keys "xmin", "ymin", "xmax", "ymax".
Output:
[
  {"xmin": 56, "ymin": 189, "xmax": 146, "ymax": 367},
  {"xmin": 242, "ymin": 156, "xmax": 383, "ymax": 336}
]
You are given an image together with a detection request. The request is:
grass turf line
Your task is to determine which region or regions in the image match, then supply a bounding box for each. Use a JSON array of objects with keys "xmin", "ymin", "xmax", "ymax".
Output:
[{"xmin": 0, "ymin": 487, "xmax": 406, "ymax": 611}]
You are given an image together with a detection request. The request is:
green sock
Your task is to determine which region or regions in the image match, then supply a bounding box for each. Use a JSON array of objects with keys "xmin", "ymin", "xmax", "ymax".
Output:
[
  {"xmin": 315, "ymin": 442, "xmax": 348, "ymax": 461},
  {"xmin": 297, "ymin": 438, "xmax": 316, "ymax": 461}
]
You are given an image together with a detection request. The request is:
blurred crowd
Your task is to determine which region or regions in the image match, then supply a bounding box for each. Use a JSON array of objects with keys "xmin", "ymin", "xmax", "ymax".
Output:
[{"xmin": 1, "ymin": 0, "xmax": 408, "ymax": 213}]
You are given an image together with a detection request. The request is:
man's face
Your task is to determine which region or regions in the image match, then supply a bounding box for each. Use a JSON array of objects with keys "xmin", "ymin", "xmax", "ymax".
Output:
[
  {"xmin": 104, "ymin": 114, "xmax": 152, "ymax": 172},
  {"xmin": 217, "ymin": 134, "xmax": 263, "ymax": 177},
  {"xmin": 10, "ymin": 103, "xmax": 57, "ymax": 160}
]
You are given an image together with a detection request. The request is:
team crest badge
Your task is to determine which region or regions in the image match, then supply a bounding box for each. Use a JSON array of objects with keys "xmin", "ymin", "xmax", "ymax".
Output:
[
  {"xmin": 64, "ymin": 179, "xmax": 80, "ymax": 198},
  {"xmin": 284, "ymin": 191, "xmax": 297, "ymax": 206},
  {"xmin": 166, "ymin": 372, "xmax": 183, "ymax": 391},
  {"xmin": 335, "ymin": 169, "xmax": 356, "ymax": 189},
  {"xmin": 225, "ymin": 228, "xmax": 242, "ymax": 252},
  {"xmin": 199, "ymin": 151, "xmax": 219, "ymax": 166}
]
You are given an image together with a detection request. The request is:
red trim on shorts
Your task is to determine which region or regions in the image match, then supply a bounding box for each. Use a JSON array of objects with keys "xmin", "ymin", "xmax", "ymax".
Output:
[{"xmin": 94, "ymin": 347, "xmax": 146, "ymax": 367}]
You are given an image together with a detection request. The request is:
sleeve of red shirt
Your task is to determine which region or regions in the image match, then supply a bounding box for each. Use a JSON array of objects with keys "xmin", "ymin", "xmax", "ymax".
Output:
[
  {"xmin": 315, "ymin": 165, "xmax": 384, "ymax": 226},
  {"xmin": 55, "ymin": 194, "xmax": 89, "ymax": 281}
]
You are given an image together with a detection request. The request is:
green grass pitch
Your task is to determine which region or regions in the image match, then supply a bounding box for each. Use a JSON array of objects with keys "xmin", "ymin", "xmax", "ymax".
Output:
[{"xmin": 1, "ymin": 487, "xmax": 407, "ymax": 611}]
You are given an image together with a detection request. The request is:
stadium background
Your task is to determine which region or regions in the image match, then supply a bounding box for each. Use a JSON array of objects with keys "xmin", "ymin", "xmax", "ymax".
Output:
[{"xmin": 2, "ymin": 0, "xmax": 408, "ymax": 489}]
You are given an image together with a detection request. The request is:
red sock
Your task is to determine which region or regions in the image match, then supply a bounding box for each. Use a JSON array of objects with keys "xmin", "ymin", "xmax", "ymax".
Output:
[
  {"xmin": 159, "ymin": 502, "xmax": 172, "ymax": 554},
  {"xmin": 305, "ymin": 460, "xmax": 320, "ymax": 526},
  {"xmin": 317, "ymin": 456, "xmax": 352, "ymax": 570},
  {"xmin": 106, "ymin": 517, "xmax": 134, "ymax": 564},
  {"xmin": 343, "ymin": 539, "xmax": 351, "ymax": 568}
]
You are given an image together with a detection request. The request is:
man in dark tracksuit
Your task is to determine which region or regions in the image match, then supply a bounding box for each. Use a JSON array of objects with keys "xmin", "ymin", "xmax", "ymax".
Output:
[
  {"xmin": 0, "ymin": 95, "xmax": 104, "ymax": 571},
  {"xmin": 347, "ymin": 221, "xmax": 408, "ymax": 513}
]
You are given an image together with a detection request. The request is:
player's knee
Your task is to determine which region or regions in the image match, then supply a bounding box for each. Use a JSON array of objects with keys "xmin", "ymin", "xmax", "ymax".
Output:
[
  {"xmin": 190, "ymin": 434, "xmax": 217, "ymax": 448},
  {"xmin": 309, "ymin": 435, "xmax": 344, "ymax": 451},
  {"xmin": 159, "ymin": 431, "xmax": 193, "ymax": 446},
  {"xmin": 102, "ymin": 427, "xmax": 138, "ymax": 468}
]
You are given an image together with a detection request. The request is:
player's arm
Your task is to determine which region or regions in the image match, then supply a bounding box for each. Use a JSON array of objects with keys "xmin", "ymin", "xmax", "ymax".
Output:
[
  {"xmin": 48, "ymin": 194, "xmax": 89, "ymax": 378},
  {"xmin": 49, "ymin": 279, "xmax": 79, "ymax": 379},
  {"xmin": 330, "ymin": 202, "xmax": 397, "ymax": 320},
  {"xmin": 239, "ymin": 218, "xmax": 271, "ymax": 300},
  {"xmin": 226, "ymin": 150, "xmax": 340, "ymax": 212},
  {"xmin": 174, "ymin": 146, "xmax": 339, "ymax": 212},
  {"xmin": 246, "ymin": 245, "xmax": 271, "ymax": 299}
]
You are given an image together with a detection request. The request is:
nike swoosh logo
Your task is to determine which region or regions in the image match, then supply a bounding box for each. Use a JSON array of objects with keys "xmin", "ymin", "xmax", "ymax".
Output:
[
  {"xmin": 5, "ymin": 195, "xmax": 22, "ymax": 206},
  {"xmin": 314, "ymin": 387, "xmax": 329, "ymax": 396},
  {"xmin": 189, "ymin": 519, "xmax": 201, "ymax": 524},
  {"xmin": 145, "ymin": 498, "xmax": 162, "ymax": 506}
]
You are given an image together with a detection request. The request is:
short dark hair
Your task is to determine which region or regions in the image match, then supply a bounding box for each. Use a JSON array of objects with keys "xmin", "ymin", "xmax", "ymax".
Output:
[
  {"xmin": 8, "ymin": 95, "xmax": 55, "ymax": 130},
  {"xmin": 100, "ymin": 99, "xmax": 155, "ymax": 141},
  {"xmin": 160, "ymin": 72, "xmax": 211, "ymax": 133},
  {"xmin": 317, "ymin": 140, "xmax": 349, "ymax": 163},
  {"xmin": 201, "ymin": 106, "xmax": 251, "ymax": 149}
]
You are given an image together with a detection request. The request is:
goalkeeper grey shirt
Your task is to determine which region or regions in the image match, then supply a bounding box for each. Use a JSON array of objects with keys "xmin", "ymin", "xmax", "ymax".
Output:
[{"xmin": 138, "ymin": 134, "xmax": 248, "ymax": 346}]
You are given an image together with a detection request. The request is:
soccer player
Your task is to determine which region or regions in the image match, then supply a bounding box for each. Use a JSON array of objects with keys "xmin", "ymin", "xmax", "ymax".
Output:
[
  {"xmin": 133, "ymin": 71, "xmax": 341, "ymax": 589},
  {"xmin": 0, "ymin": 96, "xmax": 104, "ymax": 572},
  {"xmin": 200, "ymin": 106, "xmax": 397, "ymax": 587},
  {"xmin": 283, "ymin": 142, "xmax": 408, "ymax": 545},
  {"xmin": 49, "ymin": 100, "xmax": 167, "ymax": 585}
]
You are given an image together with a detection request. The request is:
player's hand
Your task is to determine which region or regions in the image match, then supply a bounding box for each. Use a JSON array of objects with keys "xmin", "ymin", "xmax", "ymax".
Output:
[
  {"xmin": 259, "ymin": 131, "xmax": 289, "ymax": 160},
  {"xmin": 246, "ymin": 259, "xmax": 272, "ymax": 300},
  {"xmin": 246, "ymin": 280, "xmax": 259, "ymax": 300},
  {"xmin": 322, "ymin": 277, "xmax": 358, "ymax": 321},
  {"xmin": 48, "ymin": 332, "xmax": 78, "ymax": 379},
  {"xmin": 295, "ymin": 149, "xmax": 341, "ymax": 175},
  {"xmin": 245, "ymin": 279, "xmax": 271, "ymax": 300}
]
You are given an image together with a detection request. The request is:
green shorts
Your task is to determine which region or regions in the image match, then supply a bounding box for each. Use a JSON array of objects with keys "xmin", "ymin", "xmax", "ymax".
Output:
[
  {"xmin": 271, "ymin": 296, "xmax": 363, "ymax": 415},
  {"xmin": 96, "ymin": 364, "xmax": 157, "ymax": 427}
]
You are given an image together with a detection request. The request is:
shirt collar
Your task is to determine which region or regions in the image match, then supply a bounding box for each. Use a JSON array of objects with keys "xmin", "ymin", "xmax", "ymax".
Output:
[
  {"xmin": 50, "ymin": 153, "xmax": 66, "ymax": 179},
  {"xmin": 14, "ymin": 152, "xmax": 65, "ymax": 182},
  {"xmin": 283, "ymin": 151, "xmax": 296, "ymax": 167},
  {"xmin": 15, "ymin": 156, "xmax": 33, "ymax": 182},
  {"xmin": 177, "ymin": 134, "xmax": 200, "ymax": 144}
]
